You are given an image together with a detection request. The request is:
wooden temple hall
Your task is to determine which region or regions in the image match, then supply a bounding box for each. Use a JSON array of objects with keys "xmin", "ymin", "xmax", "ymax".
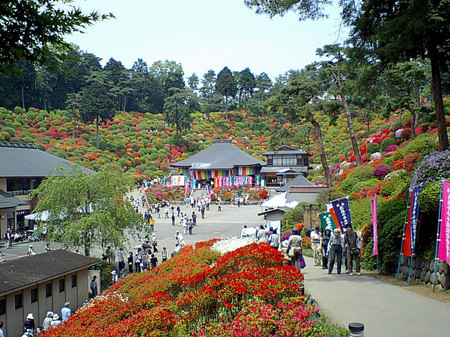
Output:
[{"xmin": 170, "ymin": 139, "xmax": 265, "ymax": 188}]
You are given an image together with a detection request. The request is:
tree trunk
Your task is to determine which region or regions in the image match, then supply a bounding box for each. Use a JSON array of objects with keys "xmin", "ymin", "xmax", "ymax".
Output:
[
  {"xmin": 96, "ymin": 116, "xmax": 100, "ymax": 149},
  {"xmin": 428, "ymin": 44, "xmax": 449, "ymax": 151},
  {"xmin": 21, "ymin": 83, "xmax": 25, "ymax": 110},
  {"xmin": 225, "ymin": 96, "xmax": 228, "ymax": 119},
  {"xmin": 307, "ymin": 111, "xmax": 332, "ymax": 187},
  {"xmin": 339, "ymin": 93, "xmax": 362, "ymax": 165}
]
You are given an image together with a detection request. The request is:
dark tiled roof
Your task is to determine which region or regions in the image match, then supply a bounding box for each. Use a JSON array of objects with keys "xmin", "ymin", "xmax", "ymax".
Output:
[
  {"xmin": 0, "ymin": 191, "xmax": 26, "ymax": 209},
  {"xmin": 0, "ymin": 142, "xmax": 95, "ymax": 177},
  {"xmin": 0, "ymin": 250, "xmax": 100, "ymax": 295},
  {"xmin": 171, "ymin": 140, "xmax": 265, "ymax": 170},
  {"xmin": 258, "ymin": 208, "xmax": 287, "ymax": 216},
  {"xmin": 287, "ymin": 186, "xmax": 328, "ymax": 193},
  {"xmin": 263, "ymin": 145, "xmax": 308, "ymax": 156},
  {"xmin": 276, "ymin": 175, "xmax": 315, "ymax": 192}
]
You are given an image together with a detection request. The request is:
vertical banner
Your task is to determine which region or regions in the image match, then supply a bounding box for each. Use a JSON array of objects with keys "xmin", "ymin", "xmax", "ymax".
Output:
[
  {"xmin": 402, "ymin": 186, "xmax": 420, "ymax": 257},
  {"xmin": 331, "ymin": 198, "xmax": 353, "ymax": 230},
  {"xmin": 184, "ymin": 183, "xmax": 190, "ymax": 197},
  {"xmin": 319, "ymin": 212, "xmax": 338, "ymax": 231},
  {"xmin": 438, "ymin": 181, "xmax": 450, "ymax": 264},
  {"xmin": 371, "ymin": 196, "xmax": 378, "ymax": 256}
]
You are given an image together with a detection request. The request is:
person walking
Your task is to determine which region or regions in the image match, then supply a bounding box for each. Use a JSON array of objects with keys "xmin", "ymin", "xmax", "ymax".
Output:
[
  {"xmin": 51, "ymin": 314, "xmax": 62, "ymax": 328},
  {"xmin": 328, "ymin": 229, "xmax": 343, "ymax": 274},
  {"xmin": 177, "ymin": 205, "xmax": 181, "ymax": 217},
  {"xmin": 286, "ymin": 227, "xmax": 303, "ymax": 272},
  {"xmin": 128, "ymin": 252, "xmax": 134, "ymax": 273},
  {"xmin": 42, "ymin": 311, "xmax": 53, "ymax": 331},
  {"xmin": 61, "ymin": 302, "xmax": 71, "ymax": 322},
  {"xmin": 192, "ymin": 211, "xmax": 197, "ymax": 226},
  {"xmin": 343, "ymin": 227, "xmax": 362, "ymax": 276},
  {"xmin": 320, "ymin": 228, "xmax": 332, "ymax": 270},
  {"xmin": 171, "ymin": 213, "xmax": 176, "ymax": 226},
  {"xmin": 161, "ymin": 247, "xmax": 168, "ymax": 262},
  {"xmin": 150, "ymin": 254, "xmax": 158, "ymax": 269},
  {"xmin": 257, "ymin": 225, "xmax": 268, "ymax": 243},
  {"xmin": 23, "ymin": 313, "xmax": 35, "ymax": 334},
  {"xmin": 310, "ymin": 227, "xmax": 322, "ymax": 266},
  {"xmin": 90, "ymin": 275, "xmax": 99, "ymax": 297},
  {"xmin": 188, "ymin": 219, "xmax": 194, "ymax": 235},
  {"xmin": 117, "ymin": 248, "xmax": 125, "ymax": 272},
  {"xmin": 135, "ymin": 248, "xmax": 142, "ymax": 273},
  {"xmin": 268, "ymin": 228, "xmax": 279, "ymax": 250}
]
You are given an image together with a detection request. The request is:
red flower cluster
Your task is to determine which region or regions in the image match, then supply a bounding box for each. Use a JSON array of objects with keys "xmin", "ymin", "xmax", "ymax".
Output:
[{"xmin": 39, "ymin": 240, "xmax": 320, "ymax": 337}]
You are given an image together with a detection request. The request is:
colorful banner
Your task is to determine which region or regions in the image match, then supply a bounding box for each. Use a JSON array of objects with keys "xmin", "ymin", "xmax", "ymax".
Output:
[
  {"xmin": 438, "ymin": 181, "xmax": 450, "ymax": 264},
  {"xmin": 319, "ymin": 212, "xmax": 338, "ymax": 231},
  {"xmin": 331, "ymin": 198, "xmax": 353, "ymax": 230},
  {"xmin": 402, "ymin": 186, "xmax": 420, "ymax": 257},
  {"xmin": 184, "ymin": 184, "xmax": 190, "ymax": 197},
  {"xmin": 234, "ymin": 166, "xmax": 255, "ymax": 176},
  {"xmin": 371, "ymin": 196, "xmax": 378, "ymax": 256}
]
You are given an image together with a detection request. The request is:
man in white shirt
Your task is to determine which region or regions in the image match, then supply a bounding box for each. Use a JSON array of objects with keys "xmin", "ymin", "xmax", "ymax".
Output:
[{"xmin": 310, "ymin": 227, "xmax": 321, "ymax": 266}]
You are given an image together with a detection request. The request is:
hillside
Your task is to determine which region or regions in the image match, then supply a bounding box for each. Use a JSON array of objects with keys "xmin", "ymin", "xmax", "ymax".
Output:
[{"xmin": 1, "ymin": 106, "xmax": 445, "ymax": 184}]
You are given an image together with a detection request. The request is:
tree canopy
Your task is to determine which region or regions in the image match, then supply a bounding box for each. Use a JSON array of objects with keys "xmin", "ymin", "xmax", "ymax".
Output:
[
  {"xmin": 0, "ymin": 0, "xmax": 113, "ymax": 71},
  {"xmin": 30, "ymin": 165, "xmax": 145, "ymax": 256}
]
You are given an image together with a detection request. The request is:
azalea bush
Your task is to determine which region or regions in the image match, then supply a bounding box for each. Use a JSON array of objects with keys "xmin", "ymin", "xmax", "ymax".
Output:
[{"xmin": 39, "ymin": 239, "xmax": 345, "ymax": 337}]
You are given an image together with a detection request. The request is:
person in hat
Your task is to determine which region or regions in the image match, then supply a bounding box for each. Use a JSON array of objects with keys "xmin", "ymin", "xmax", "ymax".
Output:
[
  {"xmin": 286, "ymin": 227, "xmax": 303, "ymax": 272},
  {"xmin": 61, "ymin": 302, "xmax": 71, "ymax": 322},
  {"xmin": 320, "ymin": 227, "xmax": 332, "ymax": 270},
  {"xmin": 27, "ymin": 245, "xmax": 35, "ymax": 256},
  {"xmin": 51, "ymin": 314, "xmax": 62, "ymax": 328},
  {"xmin": 111, "ymin": 270, "xmax": 118, "ymax": 283},
  {"xmin": 328, "ymin": 228, "xmax": 343, "ymax": 274},
  {"xmin": 23, "ymin": 313, "xmax": 35, "ymax": 333},
  {"xmin": 343, "ymin": 226, "xmax": 362, "ymax": 276},
  {"xmin": 42, "ymin": 311, "xmax": 53, "ymax": 331}
]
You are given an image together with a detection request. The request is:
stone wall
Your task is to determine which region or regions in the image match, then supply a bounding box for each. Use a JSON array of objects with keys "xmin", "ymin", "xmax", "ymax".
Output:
[{"xmin": 398, "ymin": 256, "xmax": 450, "ymax": 290}]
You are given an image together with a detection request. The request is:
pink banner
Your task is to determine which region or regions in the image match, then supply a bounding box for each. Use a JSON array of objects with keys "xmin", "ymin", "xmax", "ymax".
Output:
[
  {"xmin": 371, "ymin": 196, "xmax": 378, "ymax": 256},
  {"xmin": 438, "ymin": 181, "xmax": 450, "ymax": 264}
]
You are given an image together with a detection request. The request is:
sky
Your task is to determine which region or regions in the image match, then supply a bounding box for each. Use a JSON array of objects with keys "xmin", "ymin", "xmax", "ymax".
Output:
[{"xmin": 66, "ymin": 0, "xmax": 349, "ymax": 81}]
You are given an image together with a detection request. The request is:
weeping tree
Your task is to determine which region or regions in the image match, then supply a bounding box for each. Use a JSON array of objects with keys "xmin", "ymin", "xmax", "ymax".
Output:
[{"xmin": 30, "ymin": 165, "xmax": 145, "ymax": 256}]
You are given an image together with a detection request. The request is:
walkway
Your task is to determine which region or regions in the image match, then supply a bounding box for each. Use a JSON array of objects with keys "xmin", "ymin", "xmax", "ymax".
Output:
[{"xmin": 302, "ymin": 257, "xmax": 450, "ymax": 337}]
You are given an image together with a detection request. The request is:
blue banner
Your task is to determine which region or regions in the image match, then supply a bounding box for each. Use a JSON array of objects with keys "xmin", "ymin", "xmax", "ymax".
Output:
[
  {"xmin": 409, "ymin": 186, "xmax": 421, "ymax": 255},
  {"xmin": 331, "ymin": 198, "xmax": 353, "ymax": 230}
]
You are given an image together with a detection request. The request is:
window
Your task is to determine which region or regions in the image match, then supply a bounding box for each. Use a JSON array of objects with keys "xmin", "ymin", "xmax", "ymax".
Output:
[
  {"xmin": 7, "ymin": 178, "xmax": 30, "ymax": 195},
  {"xmin": 15, "ymin": 293, "xmax": 23, "ymax": 309},
  {"xmin": 71, "ymin": 275, "xmax": 77, "ymax": 288},
  {"xmin": 0, "ymin": 298, "xmax": 6, "ymax": 315},
  {"xmin": 31, "ymin": 288, "xmax": 38, "ymax": 303},
  {"xmin": 59, "ymin": 279, "xmax": 65, "ymax": 292},
  {"xmin": 45, "ymin": 283, "xmax": 52, "ymax": 297}
]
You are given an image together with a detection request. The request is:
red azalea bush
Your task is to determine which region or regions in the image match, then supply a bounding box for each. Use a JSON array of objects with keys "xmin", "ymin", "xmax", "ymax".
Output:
[{"xmin": 39, "ymin": 240, "xmax": 343, "ymax": 337}]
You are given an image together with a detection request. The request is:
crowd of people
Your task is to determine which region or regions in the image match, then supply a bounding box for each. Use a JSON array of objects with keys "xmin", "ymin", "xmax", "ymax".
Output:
[
  {"xmin": 240, "ymin": 223, "xmax": 363, "ymax": 275},
  {"xmin": 16, "ymin": 302, "xmax": 72, "ymax": 336}
]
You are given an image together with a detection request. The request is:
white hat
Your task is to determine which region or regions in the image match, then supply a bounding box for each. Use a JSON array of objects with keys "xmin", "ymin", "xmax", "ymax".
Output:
[
  {"xmin": 27, "ymin": 313, "xmax": 34, "ymax": 319},
  {"xmin": 111, "ymin": 270, "xmax": 117, "ymax": 274},
  {"xmin": 47, "ymin": 311, "xmax": 53, "ymax": 317},
  {"xmin": 53, "ymin": 314, "xmax": 59, "ymax": 320}
]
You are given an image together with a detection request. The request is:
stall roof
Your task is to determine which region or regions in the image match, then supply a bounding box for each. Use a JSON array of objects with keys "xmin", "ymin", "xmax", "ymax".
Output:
[{"xmin": 0, "ymin": 191, "xmax": 26, "ymax": 209}]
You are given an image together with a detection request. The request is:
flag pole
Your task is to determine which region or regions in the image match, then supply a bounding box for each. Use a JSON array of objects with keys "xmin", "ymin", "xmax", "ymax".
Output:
[
  {"xmin": 407, "ymin": 255, "xmax": 413, "ymax": 286},
  {"xmin": 432, "ymin": 179, "xmax": 444, "ymax": 292},
  {"xmin": 396, "ymin": 190, "xmax": 411, "ymax": 283}
]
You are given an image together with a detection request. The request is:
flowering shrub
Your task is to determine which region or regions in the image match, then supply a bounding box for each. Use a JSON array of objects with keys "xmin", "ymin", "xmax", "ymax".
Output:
[
  {"xmin": 386, "ymin": 145, "xmax": 397, "ymax": 152},
  {"xmin": 39, "ymin": 239, "xmax": 342, "ymax": 337},
  {"xmin": 373, "ymin": 165, "xmax": 391, "ymax": 179}
]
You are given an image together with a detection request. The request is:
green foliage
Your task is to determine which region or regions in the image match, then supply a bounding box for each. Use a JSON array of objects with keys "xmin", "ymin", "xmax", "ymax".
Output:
[
  {"xmin": 366, "ymin": 142, "xmax": 380, "ymax": 154},
  {"xmin": 346, "ymin": 165, "xmax": 374, "ymax": 181},
  {"xmin": 381, "ymin": 137, "xmax": 396, "ymax": 151},
  {"xmin": 339, "ymin": 177, "xmax": 359, "ymax": 194},
  {"xmin": 31, "ymin": 165, "xmax": 145, "ymax": 255},
  {"xmin": 315, "ymin": 188, "xmax": 345, "ymax": 206},
  {"xmin": 349, "ymin": 198, "xmax": 371, "ymax": 229},
  {"xmin": 402, "ymin": 133, "xmax": 438, "ymax": 156},
  {"xmin": 281, "ymin": 202, "xmax": 307, "ymax": 233},
  {"xmin": 378, "ymin": 210, "xmax": 406, "ymax": 273},
  {"xmin": 351, "ymin": 178, "xmax": 380, "ymax": 194},
  {"xmin": 419, "ymin": 181, "xmax": 441, "ymax": 213}
]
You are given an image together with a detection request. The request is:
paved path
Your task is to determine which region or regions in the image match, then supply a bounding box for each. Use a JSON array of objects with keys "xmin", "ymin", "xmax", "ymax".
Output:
[{"xmin": 302, "ymin": 257, "xmax": 450, "ymax": 337}]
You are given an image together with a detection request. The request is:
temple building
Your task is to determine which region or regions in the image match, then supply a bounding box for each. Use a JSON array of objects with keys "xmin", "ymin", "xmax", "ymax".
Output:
[
  {"xmin": 260, "ymin": 145, "xmax": 310, "ymax": 187},
  {"xmin": 170, "ymin": 139, "xmax": 265, "ymax": 189}
]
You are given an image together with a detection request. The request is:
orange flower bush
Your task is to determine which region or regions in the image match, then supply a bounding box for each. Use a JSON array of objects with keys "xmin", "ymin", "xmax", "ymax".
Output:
[{"xmin": 38, "ymin": 240, "xmax": 331, "ymax": 337}]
